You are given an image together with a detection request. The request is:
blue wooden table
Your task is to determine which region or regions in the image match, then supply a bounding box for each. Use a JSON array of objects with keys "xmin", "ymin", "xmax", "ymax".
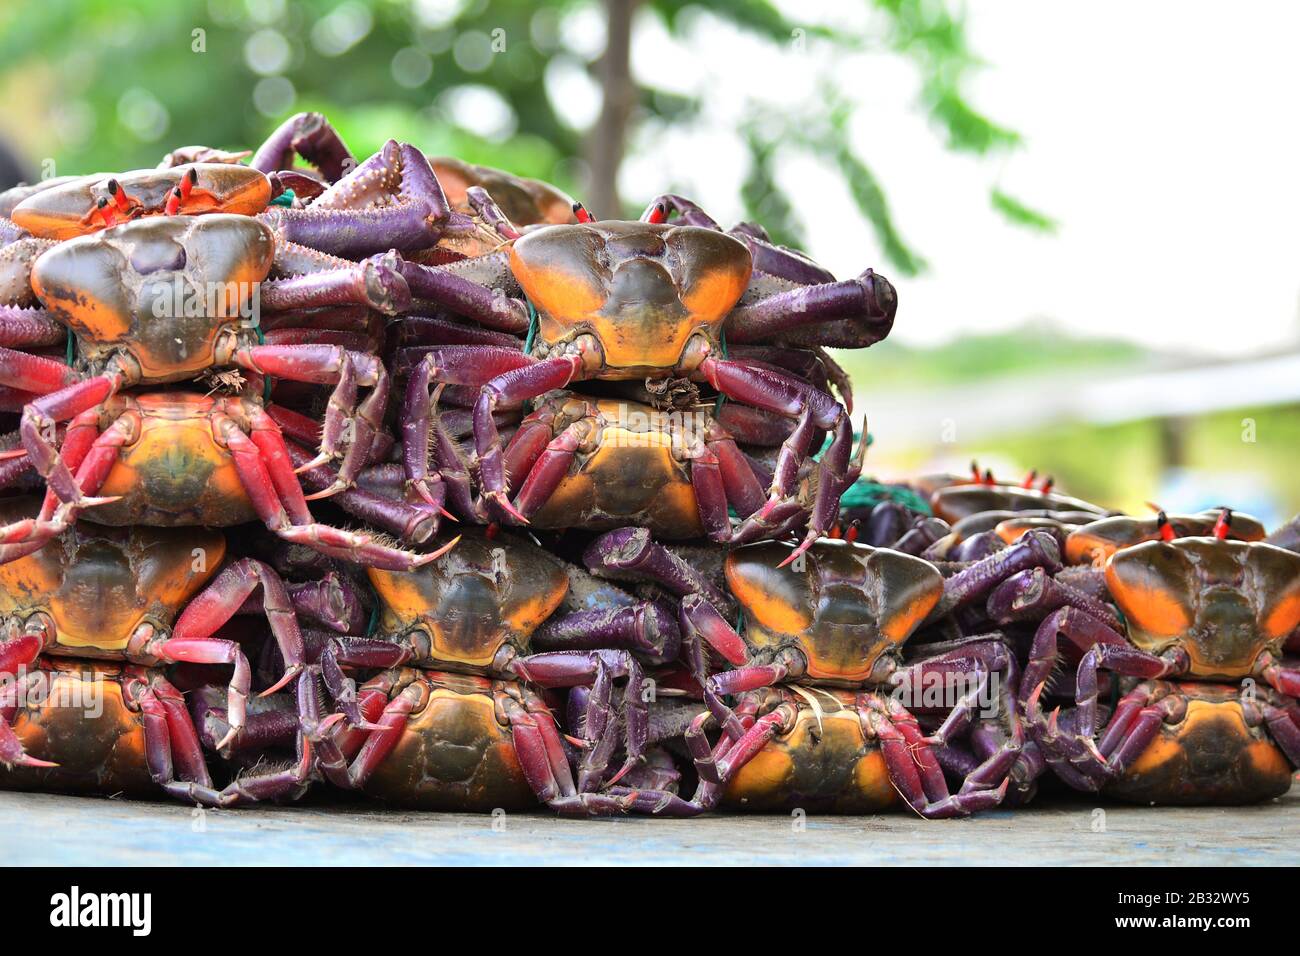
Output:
[{"xmin": 2, "ymin": 789, "xmax": 1295, "ymax": 865}]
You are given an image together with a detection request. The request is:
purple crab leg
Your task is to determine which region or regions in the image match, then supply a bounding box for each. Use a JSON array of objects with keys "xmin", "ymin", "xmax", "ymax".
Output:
[
  {"xmin": 726, "ymin": 268, "xmax": 897, "ymax": 349},
  {"xmin": 251, "ymin": 111, "xmax": 354, "ymax": 181}
]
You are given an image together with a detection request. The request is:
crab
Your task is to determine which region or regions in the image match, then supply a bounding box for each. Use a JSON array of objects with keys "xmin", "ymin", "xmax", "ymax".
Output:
[
  {"xmin": 419, "ymin": 390, "xmax": 857, "ymax": 543},
  {"xmin": 0, "ymin": 215, "xmax": 428, "ymax": 543},
  {"xmin": 0, "ymin": 391, "xmax": 445, "ymax": 569},
  {"xmin": 430, "ymin": 156, "xmax": 577, "ymax": 228},
  {"xmin": 400, "ymin": 213, "xmax": 892, "ymax": 560},
  {"xmin": 3, "ymin": 113, "xmax": 466, "ymax": 263},
  {"xmin": 1015, "ymin": 510, "xmax": 1300, "ymax": 797},
  {"xmin": 0, "ymin": 508, "xmax": 325, "ymax": 776},
  {"xmin": 928, "ymin": 465, "xmax": 1110, "ymax": 526},
  {"xmin": 1063, "ymin": 508, "xmax": 1266, "ymax": 566},
  {"xmin": 566, "ymin": 528, "xmax": 1065, "ymax": 815},
  {"xmin": 321, "ymin": 528, "xmax": 699, "ymax": 793}
]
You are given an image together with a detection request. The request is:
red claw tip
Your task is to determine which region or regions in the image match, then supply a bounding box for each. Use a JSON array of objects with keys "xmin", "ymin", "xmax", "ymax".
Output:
[{"xmin": 1213, "ymin": 508, "xmax": 1233, "ymax": 540}]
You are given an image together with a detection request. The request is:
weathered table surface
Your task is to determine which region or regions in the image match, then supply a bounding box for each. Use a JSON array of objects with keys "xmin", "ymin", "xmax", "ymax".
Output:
[{"xmin": 2, "ymin": 788, "xmax": 1295, "ymax": 865}]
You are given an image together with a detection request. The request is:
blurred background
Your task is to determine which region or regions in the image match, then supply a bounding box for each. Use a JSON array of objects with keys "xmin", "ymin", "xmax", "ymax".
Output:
[{"xmin": 1, "ymin": 0, "xmax": 1296, "ymax": 524}]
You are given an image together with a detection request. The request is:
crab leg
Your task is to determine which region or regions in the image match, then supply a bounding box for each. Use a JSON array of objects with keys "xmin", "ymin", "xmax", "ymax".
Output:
[
  {"xmin": 216, "ymin": 414, "xmax": 442, "ymax": 571},
  {"xmin": 533, "ymin": 601, "xmax": 681, "ymax": 664},
  {"xmin": 260, "ymin": 255, "xmax": 411, "ymax": 315},
  {"xmin": 170, "ymin": 559, "xmax": 309, "ymax": 747},
  {"xmin": 395, "ymin": 255, "xmax": 531, "ymax": 333},
  {"xmin": 929, "ymin": 531, "xmax": 1064, "ymax": 621},
  {"xmin": 700, "ymin": 356, "xmax": 864, "ymax": 560},
  {"xmin": 509, "ymin": 649, "xmax": 649, "ymax": 789},
  {"xmin": 726, "ymin": 267, "xmax": 897, "ymax": 349},
  {"xmin": 284, "ymin": 440, "xmax": 441, "ymax": 544},
  {"xmin": 232, "ymin": 344, "xmax": 388, "ymax": 494},
  {"xmin": 251, "ymin": 111, "xmax": 354, "ymax": 182},
  {"xmin": 0, "ymin": 670, "xmax": 59, "ymax": 768},
  {"xmin": 0, "ymin": 307, "xmax": 63, "ymax": 346}
]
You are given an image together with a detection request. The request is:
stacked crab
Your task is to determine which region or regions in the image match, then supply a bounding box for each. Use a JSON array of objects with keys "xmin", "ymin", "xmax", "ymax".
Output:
[
  {"xmin": 0, "ymin": 112, "xmax": 1294, "ymax": 819},
  {"xmin": 823, "ymin": 467, "xmax": 1300, "ymax": 808}
]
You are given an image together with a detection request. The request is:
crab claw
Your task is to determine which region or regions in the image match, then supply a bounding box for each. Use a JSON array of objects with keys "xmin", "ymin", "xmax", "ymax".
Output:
[
  {"xmin": 490, "ymin": 492, "xmax": 529, "ymax": 525},
  {"xmin": 303, "ymin": 479, "xmax": 348, "ymax": 502},
  {"xmin": 777, "ymin": 536, "xmax": 814, "ymax": 569},
  {"xmin": 294, "ymin": 451, "xmax": 335, "ymax": 475},
  {"xmin": 259, "ymin": 664, "xmax": 303, "ymax": 698},
  {"xmin": 425, "ymin": 535, "xmax": 462, "ymax": 562}
]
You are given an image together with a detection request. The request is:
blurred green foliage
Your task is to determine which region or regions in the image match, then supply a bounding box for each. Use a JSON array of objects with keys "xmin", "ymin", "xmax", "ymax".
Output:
[
  {"xmin": 834, "ymin": 325, "xmax": 1147, "ymax": 391},
  {"xmin": 0, "ymin": 0, "xmax": 1049, "ymax": 277}
]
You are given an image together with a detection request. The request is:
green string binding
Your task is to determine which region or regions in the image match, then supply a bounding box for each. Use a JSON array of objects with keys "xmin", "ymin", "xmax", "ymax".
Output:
[
  {"xmin": 712, "ymin": 328, "xmax": 728, "ymax": 418},
  {"xmin": 837, "ymin": 473, "xmax": 932, "ymax": 516},
  {"xmin": 270, "ymin": 189, "xmax": 296, "ymax": 207}
]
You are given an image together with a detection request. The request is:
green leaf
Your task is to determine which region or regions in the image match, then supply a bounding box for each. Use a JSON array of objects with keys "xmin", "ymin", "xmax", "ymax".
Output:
[{"xmin": 990, "ymin": 188, "xmax": 1058, "ymax": 232}]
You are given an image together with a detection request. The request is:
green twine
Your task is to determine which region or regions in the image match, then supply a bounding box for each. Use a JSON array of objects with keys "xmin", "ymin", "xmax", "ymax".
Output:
[
  {"xmin": 64, "ymin": 329, "xmax": 75, "ymax": 366},
  {"xmin": 712, "ymin": 328, "xmax": 729, "ymax": 418},
  {"xmin": 837, "ymin": 475, "xmax": 931, "ymax": 516},
  {"xmin": 253, "ymin": 322, "xmax": 274, "ymax": 402},
  {"xmin": 522, "ymin": 298, "xmax": 539, "ymax": 354},
  {"xmin": 365, "ymin": 602, "xmax": 379, "ymax": 637},
  {"xmin": 270, "ymin": 189, "xmax": 296, "ymax": 207}
]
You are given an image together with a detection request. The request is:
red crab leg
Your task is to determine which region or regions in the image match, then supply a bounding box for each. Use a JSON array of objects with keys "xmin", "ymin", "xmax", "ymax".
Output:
[
  {"xmin": 510, "ymin": 420, "xmax": 586, "ymax": 518},
  {"xmin": 170, "ymin": 558, "xmax": 309, "ymax": 745},
  {"xmin": 510, "ymin": 649, "xmax": 648, "ymax": 790},
  {"xmin": 220, "ymin": 415, "xmax": 447, "ymax": 572},
  {"xmin": 0, "ymin": 630, "xmax": 46, "ymax": 679},
  {"xmin": 0, "ymin": 410, "xmax": 128, "ymax": 549},
  {"xmin": 0, "ymin": 346, "xmax": 79, "ymax": 395},
  {"xmin": 18, "ymin": 370, "xmax": 124, "ymax": 505},
  {"xmin": 700, "ymin": 356, "xmax": 863, "ymax": 562},
  {"xmin": 233, "ymin": 345, "xmax": 388, "ymax": 495},
  {"xmin": 402, "ymin": 347, "xmax": 536, "ymax": 514},
  {"xmin": 151, "ymin": 674, "xmax": 213, "ymax": 788},
  {"xmin": 474, "ymin": 357, "xmax": 586, "ymax": 520},
  {"xmin": 0, "ymin": 307, "xmax": 64, "ymax": 348},
  {"xmin": 284, "ymin": 439, "xmax": 442, "ymax": 544},
  {"xmin": 501, "ymin": 683, "xmax": 582, "ymax": 809},
  {"xmin": 345, "ymin": 682, "xmax": 422, "ymax": 787},
  {"xmin": 0, "ymin": 699, "xmax": 60, "ymax": 768},
  {"xmin": 1256, "ymin": 651, "xmax": 1300, "ymax": 697}
]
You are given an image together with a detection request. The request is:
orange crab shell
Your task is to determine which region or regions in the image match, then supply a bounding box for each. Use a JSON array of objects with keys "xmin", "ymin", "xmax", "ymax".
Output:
[
  {"xmin": 366, "ymin": 529, "xmax": 569, "ymax": 671},
  {"xmin": 508, "ymin": 221, "xmax": 753, "ymax": 373},
  {"xmin": 0, "ymin": 661, "xmax": 158, "ymax": 797},
  {"xmin": 0, "ymin": 500, "xmax": 223, "ymax": 652},
  {"xmin": 30, "ymin": 215, "xmax": 274, "ymax": 382},
  {"xmin": 354, "ymin": 669, "xmax": 538, "ymax": 811},
  {"xmin": 431, "ymin": 156, "xmax": 576, "ymax": 227},
  {"xmin": 930, "ymin": 484, "xmax": 1108, "ymax": 525},
  {"xmin": 85, "ymin": 393, "xmax": 258, "ymax": 528},
  {"xmin": 11, "ymin": 164, "xmax": 271, "ymax": 240},
  {"xmin": 724, "ymin": 539, "xmax": 943, "ymax": 684},
  {"xmin": 1065, "ymin": 511, "xmax": 1267, "ymax": 566},
  {"xmin": 525, "ymin": 397, "xmax": 704, "ymax": 539},
  {"xmin": 722, "ymin": 689, "xmax": 899, "ymax": 813},
  {"xmin": 1106, "ymin": 683, "xmax": 1292, "ymax": 805},
  {"xmin": 1105, "ymin": 538, "xmax": 1300, "ymax": 680}
]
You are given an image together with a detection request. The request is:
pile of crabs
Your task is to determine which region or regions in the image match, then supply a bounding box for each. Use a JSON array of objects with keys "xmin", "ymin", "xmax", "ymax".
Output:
[{"xmin": 0, "ymin": 113, "xmax": 1296, "ymax": 818}]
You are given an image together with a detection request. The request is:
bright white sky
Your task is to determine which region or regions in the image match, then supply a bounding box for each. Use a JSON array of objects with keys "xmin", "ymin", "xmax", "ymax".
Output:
[{"xmin": 611, "ymin": 0, "xmax": 1300, "ymax": 357}]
